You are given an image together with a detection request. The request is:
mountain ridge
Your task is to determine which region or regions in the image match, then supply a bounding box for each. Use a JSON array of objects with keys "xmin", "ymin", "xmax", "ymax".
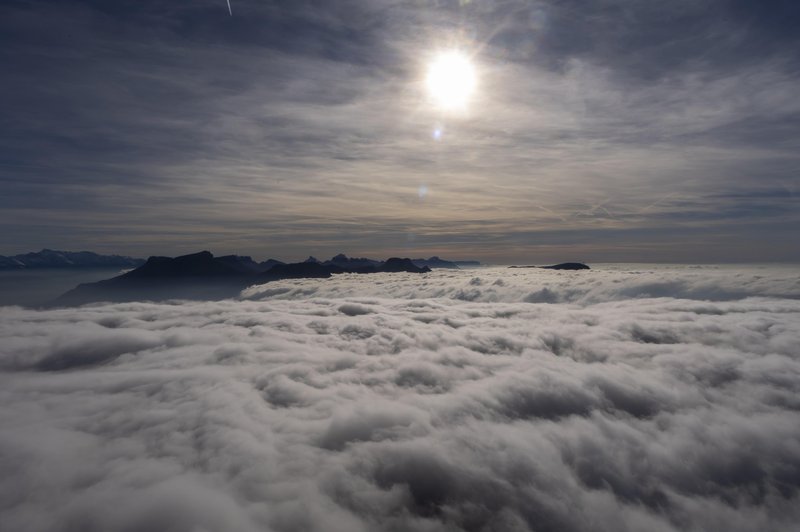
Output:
[
  {"xmin": 55, "ymin": 251, "xmax": 432, "ymax": 306},
  {"xmin": 0, "ymin": 249, "xmax": 145, "ymax": 270}
]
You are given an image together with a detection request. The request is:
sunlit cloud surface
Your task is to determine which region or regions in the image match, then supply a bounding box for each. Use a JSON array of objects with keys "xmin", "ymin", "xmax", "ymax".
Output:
[{"xmin": 1, "ymin": 266, "xmax": 799, "ymax": 530}]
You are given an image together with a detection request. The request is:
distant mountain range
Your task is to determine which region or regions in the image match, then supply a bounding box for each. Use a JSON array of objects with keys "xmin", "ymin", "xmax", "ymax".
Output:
[
  {"xmin": 56, "ymin": 252, "xmax": 435, "ymax": 305},
  {"xmin": 509, "ymin": 263, "xmax": 590, "ymax": 270},
  {"xmin": 2, "ymin": 250, "xmax": 477, "ymax": 272},
  {"xmin": 0, "ymin": 249, "xmax": 145, "ymax": 270},
  {"xmin": 411, "ymin": 256, "xmax": 460, "ymax": 269},
  {"xmin": 306, "ymin": 254, "xmax": 466, "ymax": 270}
]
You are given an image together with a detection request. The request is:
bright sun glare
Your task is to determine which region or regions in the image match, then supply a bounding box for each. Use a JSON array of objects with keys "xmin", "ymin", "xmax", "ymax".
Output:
[{"xmin": 426, "ymin": 50, "xmax": 476, "ymax": 110}]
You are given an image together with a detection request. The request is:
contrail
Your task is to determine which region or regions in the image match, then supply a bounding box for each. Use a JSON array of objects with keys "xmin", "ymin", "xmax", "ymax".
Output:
[{"xmin": 226, "ymin": 0, "xmax": 232, "ymax": 16}]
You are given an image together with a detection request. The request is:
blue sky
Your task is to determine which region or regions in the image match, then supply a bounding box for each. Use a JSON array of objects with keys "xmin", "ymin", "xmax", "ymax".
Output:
[{"xmin": 1, "ymin": 0, "xmax": 798, "ymax": 262}]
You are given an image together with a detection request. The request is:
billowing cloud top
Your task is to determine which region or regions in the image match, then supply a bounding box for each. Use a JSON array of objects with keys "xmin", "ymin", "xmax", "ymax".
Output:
[
  {"xmin": 1, "ymin": 265, "xmax": 799, "ymax": 530},
  {"xmin": 1, "ymin": 0, "xmax": 799, "ymax": 261}
]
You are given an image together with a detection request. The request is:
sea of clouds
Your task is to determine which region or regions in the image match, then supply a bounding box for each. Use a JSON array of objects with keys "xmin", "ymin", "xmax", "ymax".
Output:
[{"xmin": 1, "ymin": 265, "xmax": 799, "ymax": 531}]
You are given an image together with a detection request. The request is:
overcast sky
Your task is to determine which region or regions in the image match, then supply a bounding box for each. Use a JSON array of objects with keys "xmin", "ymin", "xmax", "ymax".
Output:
[{"xmin": 1, "ymin": 0, "xmax": 798, "ymax": 263}]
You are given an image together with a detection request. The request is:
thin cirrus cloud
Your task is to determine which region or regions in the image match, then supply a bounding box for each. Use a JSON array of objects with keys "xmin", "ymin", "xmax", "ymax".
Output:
[
  {"xmin": 1, "ymin": 266, "xmax": 799, "ymax": 531},
  {"xmin": 0, "ymin": 0, "xmax": 798, "ymax": 261}
]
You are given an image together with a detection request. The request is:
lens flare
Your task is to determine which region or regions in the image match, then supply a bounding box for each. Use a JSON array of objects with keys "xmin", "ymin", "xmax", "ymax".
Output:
[{"xmin": 425, "ymin": 51, "xmax": 476, "ymax": 110}]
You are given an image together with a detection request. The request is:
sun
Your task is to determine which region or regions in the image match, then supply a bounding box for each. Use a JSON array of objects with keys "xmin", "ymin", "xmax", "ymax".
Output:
[{"xmin": 425, "ymin": 50, "xmax": 476, "ymax": 110}]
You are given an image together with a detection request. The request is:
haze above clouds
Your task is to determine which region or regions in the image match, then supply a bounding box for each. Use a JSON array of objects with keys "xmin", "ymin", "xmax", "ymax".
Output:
[{"xmin": 2, "ymin": 266, "xmax": 799, "ymax": 531}]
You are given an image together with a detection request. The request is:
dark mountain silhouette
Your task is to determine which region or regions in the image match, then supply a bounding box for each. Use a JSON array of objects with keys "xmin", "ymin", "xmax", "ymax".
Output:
[
  {"xmin": 56, "ymin": 251, "xmax": 247, "ymax": 305},
  {"xmin": 102, "ymin": 252, "xmax": 283, "ymax": 278},
  {"xmin": 122, "ymin": 251, "xmax": 239, "ymax": 278},
  {"xmin": 260, "ymin": 257, "xmax": 429, "ymax": 279},
  {"xmin": 323, "ymin": 254, "xmax": 381, "ymax": 269},
  {"xmin": 320, "ymin": 254, "xmax": 449, "ymax": 270},
  {"xmin": 260, "ymin": 262, "xmax": 344, "ymax": 280},
  {"xmin": 304, "ymin": 256, "xmax": 321, "ymax": 263},
  {"xmin": 509, "ymin": 262, "xmax": 590, "ymax": 270},
  {"xmin": 55, "ymin": 251, "xmax": 430, "ymax": 306},
  {"xmin": 542, "ymin": 262, "xmax": 590, "ymax": 270},
  {"xmin": 0, "ymin": 249, "xmax": 144, "ymax": 270},
  {"xmin": 216, "ymin": 255, "xmax": 263, "ymax": 274},
  {"xmin": 380, "ymin": 258, "xmax": 430, "ymax": 273},
  {"xmin": 259, "ymin": 258, "xmax": 284, "ymax": 271},
  {"xmin": 412, "ymin": 256, "xmax": 459, "ymax": 269}
]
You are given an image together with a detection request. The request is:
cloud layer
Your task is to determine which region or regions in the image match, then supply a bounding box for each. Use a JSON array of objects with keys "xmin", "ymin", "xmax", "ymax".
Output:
[{"xmin": 1, "ymin": 266, "xmax": 799, "ymax": 531}]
